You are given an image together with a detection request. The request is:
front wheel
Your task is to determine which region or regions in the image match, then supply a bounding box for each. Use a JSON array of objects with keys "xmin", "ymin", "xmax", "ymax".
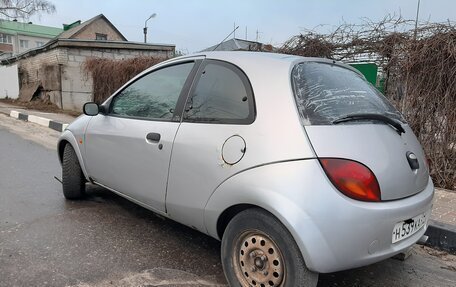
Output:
[
  {"xmin": 221, "ymin": 208, "xmax": 318, "ymax": 287},
  {"xmin": 62, "ymin": 144, "xmax": 86, "ymax": 199}
]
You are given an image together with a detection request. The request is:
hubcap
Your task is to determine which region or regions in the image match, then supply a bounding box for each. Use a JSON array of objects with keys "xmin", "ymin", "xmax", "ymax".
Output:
[{"xmin": 233, "ymin": 231, "xmax": 285, "ymax": 287}]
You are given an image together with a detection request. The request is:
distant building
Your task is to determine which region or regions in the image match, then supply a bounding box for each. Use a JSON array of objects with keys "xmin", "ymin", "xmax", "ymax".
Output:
[
  {"xmin": 202, "ymin": 38, "xmax": 275, "ymax": 52},
  {"xmin": 0, "ymin": 19, "xmax": 62, "ymax": 58},
  {"xmin": 0, "ymin": 14, "xmax": 175, "ymax": 110},
  {"xmin": 57, "ymin": 14, "xmax": 128, "ymax": 42}
]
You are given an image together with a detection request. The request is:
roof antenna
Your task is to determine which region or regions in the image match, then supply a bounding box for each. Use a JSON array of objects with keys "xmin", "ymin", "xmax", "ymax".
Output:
[
  {"xmin": 233, "ymin": 22, "xmax": 236, "ymax": 39},
  {"xmin": 212, "ymin": 25, "xmax": 239, "ymax": 51}
]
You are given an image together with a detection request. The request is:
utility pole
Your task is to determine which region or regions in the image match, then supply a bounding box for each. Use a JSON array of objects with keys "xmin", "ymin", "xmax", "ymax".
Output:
[
  {"xmin": 414, "ymin": 0, "xmax": 421, "ymax": 40},
  {"xmin": 256, "ymin": 29, "xmax": 262, "ymax": 42},
  {"xmin": 245, "ymin": 26, "xmax": 248, "ymax": 40},
  {"xmin": 144, "ymin": 13, "xmax": 157, "ymax": 43}
]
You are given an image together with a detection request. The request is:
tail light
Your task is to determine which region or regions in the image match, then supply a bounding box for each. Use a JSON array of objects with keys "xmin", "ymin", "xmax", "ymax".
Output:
[{"xmin": 319, "ymin": 158, "xmax": 381, "ymax": 202}]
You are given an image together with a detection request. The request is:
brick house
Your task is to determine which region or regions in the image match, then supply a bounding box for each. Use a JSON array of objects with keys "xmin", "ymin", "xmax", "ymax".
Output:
[{"xmin": 0, "ymin": 14, "xmax": 175, "ymax": 111}]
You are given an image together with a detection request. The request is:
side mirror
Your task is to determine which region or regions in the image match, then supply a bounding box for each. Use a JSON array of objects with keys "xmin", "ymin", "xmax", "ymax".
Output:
[{"xmin": 83, "ymin": 102, "xmax": 100, "ymax": 116}]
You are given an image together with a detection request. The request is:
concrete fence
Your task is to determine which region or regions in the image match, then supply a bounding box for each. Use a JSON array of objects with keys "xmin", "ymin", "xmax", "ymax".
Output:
[{"xmin": 0, "ymin": 64, "xmax": 19, "ymax": 99}]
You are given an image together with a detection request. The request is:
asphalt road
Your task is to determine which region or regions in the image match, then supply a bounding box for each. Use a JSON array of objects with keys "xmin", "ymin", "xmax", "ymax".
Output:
[{"xmin": 0, "ymin": 114, "xmax": 455, "ymax": 287}]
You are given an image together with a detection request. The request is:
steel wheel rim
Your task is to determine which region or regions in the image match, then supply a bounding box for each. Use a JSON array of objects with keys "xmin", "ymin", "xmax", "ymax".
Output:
[{"xmin": 233, "ymin": 230, "xmax": 285, "ymax": 287}]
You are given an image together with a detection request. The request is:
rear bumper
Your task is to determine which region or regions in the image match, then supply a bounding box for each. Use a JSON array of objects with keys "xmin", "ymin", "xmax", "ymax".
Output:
[
  {"xmin": 205, "ymin": 159, "xmax": 434, "ymax": 274},
  {"xmin": 292, "ymin": 162, "xmax": 435, "ymax": 273}
]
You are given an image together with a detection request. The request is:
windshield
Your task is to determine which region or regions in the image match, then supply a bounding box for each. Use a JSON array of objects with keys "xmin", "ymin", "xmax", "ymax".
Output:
[{"xmin": 291, "ymin": 62, "xmax": 405, "ymax": 125}]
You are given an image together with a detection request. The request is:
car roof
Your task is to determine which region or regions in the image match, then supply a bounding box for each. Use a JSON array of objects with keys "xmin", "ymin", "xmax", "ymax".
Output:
[
  {"xmin": 164, "ymin": 51, "xmax": 362, "ymax": 76},
  {"xmin": 175, "ymin": 51, "xmax": 316, "ymax": 65}
]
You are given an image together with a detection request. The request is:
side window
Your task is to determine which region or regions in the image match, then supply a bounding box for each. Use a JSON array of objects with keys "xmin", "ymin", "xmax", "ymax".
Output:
[
  {"xmin": 110, "ymin": 62, "xmax": 194, "ymax": 120},
  {"xmin": 19, "ymin": 39, "xmax": 29, "ymax": 48},
  {"xmin": 184, "ymin": 60, "xmax": 255, "ymax": 124}
]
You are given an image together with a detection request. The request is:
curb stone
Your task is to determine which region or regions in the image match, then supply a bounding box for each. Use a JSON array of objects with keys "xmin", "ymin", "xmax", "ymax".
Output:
[
  {"xmin": 9, "ymin": 110, "xmax": 68, "ymax": 132},
  {"xmin": 425, "ymin": 219, "xmax": 456, "ymax": 254}
]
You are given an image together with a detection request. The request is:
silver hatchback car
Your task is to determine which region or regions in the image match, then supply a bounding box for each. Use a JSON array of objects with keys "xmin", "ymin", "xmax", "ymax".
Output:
[{"xmin": 57, "ymin": 52, "xmax": 434, "ymax": 287}]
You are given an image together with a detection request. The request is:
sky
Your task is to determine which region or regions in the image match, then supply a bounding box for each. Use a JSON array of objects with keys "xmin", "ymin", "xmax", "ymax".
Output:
[{"xmin": 28, "ymin": 0, "xmax": 455, "ymax": 53}]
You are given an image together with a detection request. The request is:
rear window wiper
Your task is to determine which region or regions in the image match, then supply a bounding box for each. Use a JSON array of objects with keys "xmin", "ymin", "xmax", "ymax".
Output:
[{"xmin": 332, "ymin": 113, "xmax": 406, "ymax": 135}]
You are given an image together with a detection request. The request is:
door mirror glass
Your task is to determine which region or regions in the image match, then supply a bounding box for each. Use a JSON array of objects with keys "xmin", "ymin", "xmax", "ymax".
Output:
[{"xmin": 83, "ymin": 102, "xmax": 99, "ymax": 116}]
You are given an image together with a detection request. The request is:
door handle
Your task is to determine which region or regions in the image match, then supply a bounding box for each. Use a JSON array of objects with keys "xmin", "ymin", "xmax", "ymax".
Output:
[{"xmin": 146, "ymin": 132, "xmax": 161, "ymax": 143}]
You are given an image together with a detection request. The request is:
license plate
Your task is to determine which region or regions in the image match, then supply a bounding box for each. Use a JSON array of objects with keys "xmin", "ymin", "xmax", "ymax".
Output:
[{"xmin": 392, "ymin": 212, "xmax": 427, "ymax": 243}]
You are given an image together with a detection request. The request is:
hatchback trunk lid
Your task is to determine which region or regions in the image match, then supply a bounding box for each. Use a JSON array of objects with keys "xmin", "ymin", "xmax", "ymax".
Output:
[
  {"xmin": 291, "ymin": 60, "xmax": 429, "ymax": 201},
  {"xmin": 305, "ymin": 124, "xmax": 429, "ymax": 200}
]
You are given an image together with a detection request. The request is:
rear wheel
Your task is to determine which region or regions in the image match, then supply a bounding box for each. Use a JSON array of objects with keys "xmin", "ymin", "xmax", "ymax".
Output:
[
  {"xmin": 221, "ymin": 208, "xmax": 318, "ymax": 287},
  {"xmin": 62, "ymin": 144, "xmax": 85, "ymax": 199}
]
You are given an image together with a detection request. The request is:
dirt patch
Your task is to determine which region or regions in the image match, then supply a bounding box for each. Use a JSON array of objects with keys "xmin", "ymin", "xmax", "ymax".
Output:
[
  {"xmin": 67, "ymin": 268, "xmax": 226, "ymax": 287},
  {"xmin": 0, "ymin": 98, "xmax": 81, "ymax": 117},
  {"xmin": 0, "ymin": 114, "xmax": 59, "ymax": 150},
  {"xmin": 418, "ymin": 245, "xmax": 456, "ymax": 265}
]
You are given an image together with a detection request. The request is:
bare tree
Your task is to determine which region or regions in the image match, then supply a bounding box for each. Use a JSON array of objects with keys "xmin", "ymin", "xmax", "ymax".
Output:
[{"xmin": 0, "ymin": 0, "xmax": 55, "ymax": 19}]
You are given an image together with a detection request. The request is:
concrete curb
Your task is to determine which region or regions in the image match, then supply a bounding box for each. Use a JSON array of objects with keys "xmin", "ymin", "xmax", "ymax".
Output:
[
  {"xmin": 425, "ymin": 219, "xmax": 456, "ymax": 254},
  {"xmin": 9, "ymin": 110, "xmax": 68, "ymax": 132}
]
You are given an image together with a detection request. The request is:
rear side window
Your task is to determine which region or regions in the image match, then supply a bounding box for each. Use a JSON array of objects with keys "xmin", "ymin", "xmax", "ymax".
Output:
[
  {"xmin": 291, "ymin": 62, "xmax": 404, "ymax": 125},
  {"xmin": 184, "ymin": 60, "xmax": 255, "ymax": 124}
]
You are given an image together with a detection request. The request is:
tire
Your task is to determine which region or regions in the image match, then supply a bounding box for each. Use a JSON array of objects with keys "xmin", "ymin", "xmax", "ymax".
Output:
[
  {"xmin": 221, "ymin": 208, "xmax": 318, "ymax": 287},
  {"xmin": 62, "ymin": 144, "xmax": 85, "ymax": 199}
]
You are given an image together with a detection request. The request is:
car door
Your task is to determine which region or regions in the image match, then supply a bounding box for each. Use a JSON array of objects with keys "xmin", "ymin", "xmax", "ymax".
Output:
[{"xmin": 84, "ymin": 60, "xmax": 199, "ymax": 212}]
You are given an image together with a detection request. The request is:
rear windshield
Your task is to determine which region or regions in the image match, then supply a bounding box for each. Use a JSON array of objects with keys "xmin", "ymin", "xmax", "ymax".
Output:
[{"xmin": 291, "ymin": 62, "xmax": 404, "ymax": 125}]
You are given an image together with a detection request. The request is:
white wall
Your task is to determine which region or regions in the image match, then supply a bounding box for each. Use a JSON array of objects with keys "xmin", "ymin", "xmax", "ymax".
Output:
[
  {"xmin": 14, "ymin": 35, "xmax": 53, "ymax": 54},
  {"xmin": 0, "ymin": 64, "xmax": 19, "ymax": 99}
]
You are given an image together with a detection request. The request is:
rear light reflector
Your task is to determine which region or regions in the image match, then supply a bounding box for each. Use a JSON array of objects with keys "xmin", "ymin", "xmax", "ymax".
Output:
[{"xmin": 320, "ymin": 158, "xmax": 381, "ymax": 202}]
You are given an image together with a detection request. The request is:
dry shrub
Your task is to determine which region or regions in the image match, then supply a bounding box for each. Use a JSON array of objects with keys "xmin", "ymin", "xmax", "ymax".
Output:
[
  {"xmin": 402, "ymin": 27, "xmax": 456, "ymax": 189},
  {"xmin": 83, "ymin": 56, "xmax": 168, "ymax": 104},
  {"xmin": 280, "ymin": 16, "xmax": 456, "ymax": 189}
]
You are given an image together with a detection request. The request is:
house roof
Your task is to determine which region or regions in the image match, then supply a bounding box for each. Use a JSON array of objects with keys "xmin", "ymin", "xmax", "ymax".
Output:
[
  {"xmin": 202, "ymin": 38, "xmax": 270, "ymax": 52},
  {"xmin": 56, "ymin": 14, "xmax": 127, "ymax": 41},
  {"xmin": 0, "ymin": 14, "xmax": 175, "ymax": 65},
  {"xmin": 0, "ymin": 19, "xmax": 62, "ymax": 38},
  {"xmin": 1, "ymin": 38, "xmax": 175, "ymax": 65}
]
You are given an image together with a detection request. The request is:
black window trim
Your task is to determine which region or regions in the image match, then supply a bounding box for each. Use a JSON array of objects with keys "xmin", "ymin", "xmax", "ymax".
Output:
[
  {"xmin": 106, "ymin": 60, "xmax": 202, "ymax": 123},
  {"xmin": 182, "ymin": 59, "xmax": 256, "ymax": 125}
]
